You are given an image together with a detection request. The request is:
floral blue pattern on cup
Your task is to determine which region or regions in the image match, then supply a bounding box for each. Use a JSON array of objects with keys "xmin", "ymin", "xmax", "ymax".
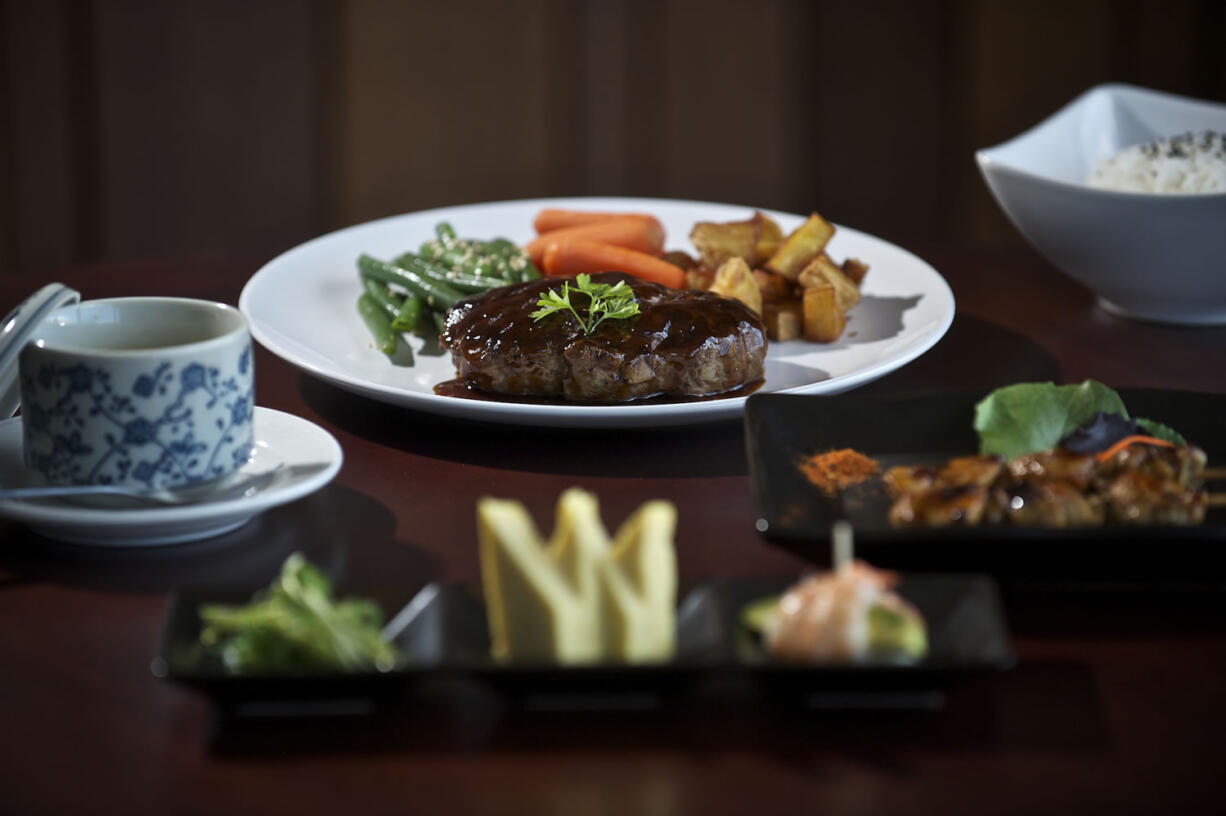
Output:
[
  {"xmin": 20, "ymin": 342, "xmax": 254, "ymax": 487},
  {"xmin": 18, "ymin": 297, "xmax": 255, "ymax": 491}
]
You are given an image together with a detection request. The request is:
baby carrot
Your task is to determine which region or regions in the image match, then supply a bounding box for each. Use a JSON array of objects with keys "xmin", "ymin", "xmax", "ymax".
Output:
[
  {"xmin": 525, "ymin": 216, "xmax": 666, "ymax": 267},
  {"xmin": 533, "ymin": 208, "xmax": 658, "ymax": 234},
  {"xmin": 542, "ymin": 238, "xmax": 686, "ymax": 289}
]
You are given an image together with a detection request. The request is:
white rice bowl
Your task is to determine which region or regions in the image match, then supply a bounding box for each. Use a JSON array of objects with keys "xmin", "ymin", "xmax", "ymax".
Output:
[{"xmin": 1089, "ymin": 131, "xmax": 1226, "ymax": 194}]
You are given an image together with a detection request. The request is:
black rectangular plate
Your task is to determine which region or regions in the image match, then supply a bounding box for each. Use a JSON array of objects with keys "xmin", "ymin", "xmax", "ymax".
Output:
[
  {"xmin": 156, "ymin": 574, "xmax": 1013, "ymax": 713},
  {"xmin": 744, "ymin": 388, "xmax": 1226, "ymax": 577}
]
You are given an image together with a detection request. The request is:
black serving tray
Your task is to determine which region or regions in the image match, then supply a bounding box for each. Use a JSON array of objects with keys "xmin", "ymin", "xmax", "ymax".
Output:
[
  {"xmin": 744, "ymin": 388, "xmax": 1226, "ymax": 578},
  {"xmin": 155, "ymin": 575, "xmax": 1014, "ymax": 714}
]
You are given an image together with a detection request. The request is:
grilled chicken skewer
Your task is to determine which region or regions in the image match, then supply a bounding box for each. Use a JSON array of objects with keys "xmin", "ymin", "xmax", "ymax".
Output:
[{"xmin": 884, "ymin": 443, "xmax": 1209, "ymax": 528}]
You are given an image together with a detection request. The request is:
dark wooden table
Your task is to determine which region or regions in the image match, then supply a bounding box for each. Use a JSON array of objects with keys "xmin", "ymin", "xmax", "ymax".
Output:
[{"xmin": 3, "ymin": 244, "xmax": 1226, "ymax": 814}]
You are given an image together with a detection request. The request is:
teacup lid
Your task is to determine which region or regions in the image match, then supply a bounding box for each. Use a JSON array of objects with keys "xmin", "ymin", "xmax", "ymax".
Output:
[{"xmin": 0, "ymin": 283, "xmax": 82, "ymax": 419}]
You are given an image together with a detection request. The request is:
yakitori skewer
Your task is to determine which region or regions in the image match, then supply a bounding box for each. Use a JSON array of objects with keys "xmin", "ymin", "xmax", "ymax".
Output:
[{"xmin": 884, "ymin": 443, "xmax": 1218, "ymax": 527}]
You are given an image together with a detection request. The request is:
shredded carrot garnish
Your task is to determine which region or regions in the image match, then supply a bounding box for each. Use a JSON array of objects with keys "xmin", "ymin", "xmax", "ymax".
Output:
[
  {"xmin": 798, "ymin": 449, "xmax": 880, "ymax": 496},
  {"xmin": 1094, "ymin": 434, "xmax": 1174, "ymax": 463}
]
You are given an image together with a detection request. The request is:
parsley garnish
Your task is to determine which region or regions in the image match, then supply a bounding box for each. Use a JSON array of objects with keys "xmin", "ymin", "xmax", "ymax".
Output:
[{"xmin": 530, "ymin": 273, "xmax": 640, "ymax": 335}]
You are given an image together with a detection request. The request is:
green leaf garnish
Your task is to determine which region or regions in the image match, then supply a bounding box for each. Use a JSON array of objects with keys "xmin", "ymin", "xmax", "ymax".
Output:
[
  {"xmin": 973, "ymin": 380, "xmax": 1185, "ymax": 459},
  {"xmin": 530, "ymin": 273, "xmax": 640, "ymax": 336}
]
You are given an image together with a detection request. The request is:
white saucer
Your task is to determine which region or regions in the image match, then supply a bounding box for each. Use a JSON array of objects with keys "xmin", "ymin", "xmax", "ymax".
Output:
[{"xmin": 0, "ymin": 407, "xmax": 342, "ymax": 546}]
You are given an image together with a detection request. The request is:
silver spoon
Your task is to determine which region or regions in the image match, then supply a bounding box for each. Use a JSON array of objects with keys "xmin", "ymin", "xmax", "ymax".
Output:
[{"xmin": 0, "ymin": 464, "xmax": 296, "ymax": 507}]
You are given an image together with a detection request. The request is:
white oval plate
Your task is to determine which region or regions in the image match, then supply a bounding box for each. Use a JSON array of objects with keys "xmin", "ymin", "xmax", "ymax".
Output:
[
  {"xmin": 240, "ymin": 197, "xmax": 954, "ymax": 428},
  {"xmin": 0, "ymin": 407, "xmax": 342, "ymax": 546}
]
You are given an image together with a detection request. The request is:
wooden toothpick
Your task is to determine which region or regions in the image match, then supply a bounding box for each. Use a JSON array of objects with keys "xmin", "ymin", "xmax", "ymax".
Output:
[{"xmin": 832, "ymin": 520, "xmax": 853, "ymax": 572}]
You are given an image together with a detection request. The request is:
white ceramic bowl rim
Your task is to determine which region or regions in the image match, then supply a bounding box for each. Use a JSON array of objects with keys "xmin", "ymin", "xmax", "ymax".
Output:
[
  {"xmin": 976, "ymin": 82, "xmax": 1226, "ymax": 200},
  {"xmin": 31, "ymin": 296, "xmax": 248, "ymax": 358}
]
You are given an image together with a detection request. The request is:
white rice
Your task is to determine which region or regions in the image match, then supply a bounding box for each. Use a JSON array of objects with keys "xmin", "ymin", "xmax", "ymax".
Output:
[{"xmin": 1088, "ymin": 130, "xmax": 1226, "ymax": 194}]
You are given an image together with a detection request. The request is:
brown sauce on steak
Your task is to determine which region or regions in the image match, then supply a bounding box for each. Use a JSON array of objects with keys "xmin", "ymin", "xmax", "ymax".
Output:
[{"xmin": 438, "ymin": 272, "xmax": 767, "ymax": 403}]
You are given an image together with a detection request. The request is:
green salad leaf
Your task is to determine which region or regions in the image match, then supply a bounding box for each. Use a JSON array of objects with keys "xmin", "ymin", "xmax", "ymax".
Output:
[
  {"xmin": 197, "ymin": 553, "xmax": 399, "ymax": 674},
  {"xmin": 973, "ymin": 380, "xmax": 1184, "ymax": 459}
]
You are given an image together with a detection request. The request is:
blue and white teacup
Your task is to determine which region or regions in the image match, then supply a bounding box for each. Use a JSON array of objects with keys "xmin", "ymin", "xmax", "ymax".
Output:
[{"xmin": 18, "ymin": 297, "xmax": 255, "ymax": 490}]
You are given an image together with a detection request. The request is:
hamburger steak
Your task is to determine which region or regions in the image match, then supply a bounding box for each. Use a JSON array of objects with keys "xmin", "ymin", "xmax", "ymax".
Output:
[{"xmin": 439, "ymin": 272, "xmax": 767, "ymax": 402}]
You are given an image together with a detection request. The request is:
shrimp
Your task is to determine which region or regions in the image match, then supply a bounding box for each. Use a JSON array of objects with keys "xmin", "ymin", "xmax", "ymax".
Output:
[{"xmin": 762, "ymin": 561, "xmax": 901, "ymax": 662}]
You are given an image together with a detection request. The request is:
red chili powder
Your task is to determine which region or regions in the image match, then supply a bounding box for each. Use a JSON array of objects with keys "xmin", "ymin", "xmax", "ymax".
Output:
[{"xmin": 798, "ymin": 449, "xmax": 880, "ymax": 496}]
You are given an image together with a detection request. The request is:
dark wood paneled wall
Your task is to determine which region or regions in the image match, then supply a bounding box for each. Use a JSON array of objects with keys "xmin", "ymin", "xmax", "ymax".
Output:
[
  {"xmin": 2, "ymin": 0, "xmax": 1223, "ymax": 279},
  {"xmin": 2, "ymin": 0, "xmax": 326, "ymax": 276}
]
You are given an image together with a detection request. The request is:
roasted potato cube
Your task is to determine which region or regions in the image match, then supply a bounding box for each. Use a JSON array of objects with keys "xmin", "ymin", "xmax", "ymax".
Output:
[
  {"xmin": 842, "ymin": 257, "xmax": 869, "ymax": 286},
  {"xmin": 802, "ymin": 283, "xmax": 845, "ymax": 343},
  {"xmin": 685, "ymin": 265, "xmax": 716, "ymax": 290},
  {"xmin": 689, "ymin": 220, "xmax": 758, "ymax": 268},
  {"xmin": 766, "ymin": 212, "xmax": 836, "ymax": 280},
  {"xmin": 763, "ymin": 300, "xmax": 803, "ymax": 341},
  {"xmin": 661, "ymin": 250, "xmax": 697, "ymax": 271},
  {"xmin": 709, "ymin": 257, "xmax": 762, "ymax": 316},
  {"xmin": 752, "ymin": 268, "xmax": 795, "ymax": 303},
  {"xmin": 753, "ymin": 213, "xmax": 784, "ymax": 265},
  {"xmin": 797, "ymin": 253, "xmax": 860, "ymax": 310}
]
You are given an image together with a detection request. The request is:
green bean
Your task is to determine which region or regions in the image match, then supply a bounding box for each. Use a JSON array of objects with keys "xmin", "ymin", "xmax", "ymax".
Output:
[
  {"xmin": 400, "ymin": 247, "xmax": 466, "ymax": 272},
  {"xmin": 357, "ymin": 293, "xmax": 397, "ymax": 356},
  {"xmin": 476, "ymin": 238, "xmax": 538, "ymax": 281},
  {"xmin": 412, "ymin": 309, "xmax": 446, "ymax": 357},
  {"xmin": 361, "ymin": 277, "xmax": 405, "ymax": 322},
  {"xmin": 359, "ymin": 261, "xmax": 427, "ymax": 331},
  {"xmin": 355, "ymin": 225, "xmax": 536, "ymax": 369},
  {"xmin": 473, "ymin": 249, "xmax": 515, "ymax": 278},
  {"xmin": 483, "ymin": 247, "xmax": 536, "ymax": 281},
  {"xmin": 430, "ymin": 245, "xmax": 504, "ymax": 279},
  {"xmin": 411, "ymin": 308, "xmax": 435, "ymax": 339},
  {"xmin": 392, "ymin": 292, "xmax": 423, "ymax": 332},
  {"xmin": 484, "ymin": 238, "xmax": 516, "ymax": 253},
  {"xmin": 507, "ymin": 250, "xmax": 540, "ymax": 281},
  {"xmin": 358, "ymin": 254, "xmax": 464, "ymax": 311},
  {"xmin": 393, "ymin": 252, "xmax": 508, "ymax": 293},
  {"xmin": 417, "ymin": 239, "xmax": 446, "ymax": 263},
  {"xmin": 416, "ymin": 234, "xmax": 533, "ymax": 281},
  {"xmin": 416, "ymin": 242, "xmax": 474, "ymax": 271}
]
